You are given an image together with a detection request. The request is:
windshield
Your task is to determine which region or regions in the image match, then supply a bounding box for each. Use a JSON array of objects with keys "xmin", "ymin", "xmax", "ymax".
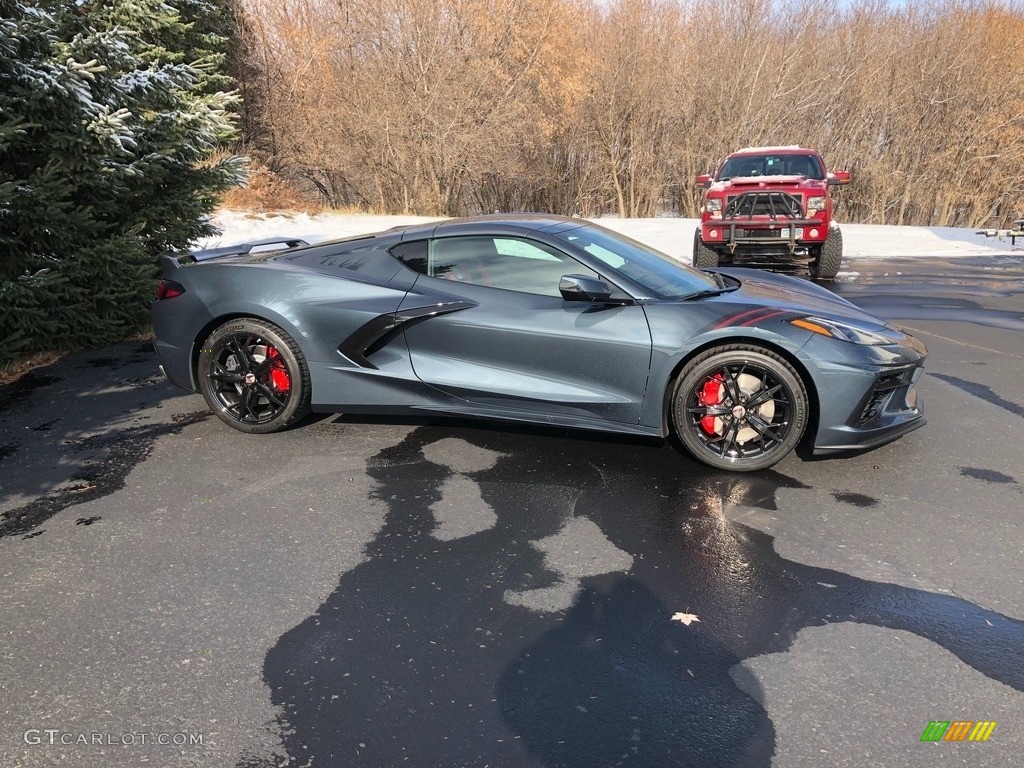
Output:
[
  {"xmin": 554, "ymin": 224, "xmax": 718, "ymax": 299},
  {"xmin": 717, "ymin": 154, "xmax": 824, "ymax": 181}
]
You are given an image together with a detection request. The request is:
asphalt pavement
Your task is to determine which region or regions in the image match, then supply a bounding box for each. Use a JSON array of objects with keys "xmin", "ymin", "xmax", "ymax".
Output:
[{"xmin": 1, "ymin": 253, "xmax": 1022, "ymax": 767}]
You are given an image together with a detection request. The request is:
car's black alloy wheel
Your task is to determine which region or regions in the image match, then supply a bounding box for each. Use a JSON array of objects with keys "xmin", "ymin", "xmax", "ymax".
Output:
[
  {"xmin": 198, "ymin": 318, "xmax": 311, "ymax": 434},
  {"xmin": 672, "ymin": 345, "xmax": 808, "ymax": 471}
]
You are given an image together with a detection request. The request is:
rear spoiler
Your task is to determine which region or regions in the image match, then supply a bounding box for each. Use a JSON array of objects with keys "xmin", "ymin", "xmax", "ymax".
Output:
[{"xmin": 157, "ymin": 236, "xmax": 309, "ymax": 272}]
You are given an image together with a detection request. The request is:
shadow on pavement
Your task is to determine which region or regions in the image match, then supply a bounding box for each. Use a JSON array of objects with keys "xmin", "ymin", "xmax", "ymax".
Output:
[
  {"xmin": 0, "ymin": 341, "xmax": 204, "ymax": 538},
  {"xmin": 256, "ymin": 423, "xmax": 1024, "ymax": 766}
]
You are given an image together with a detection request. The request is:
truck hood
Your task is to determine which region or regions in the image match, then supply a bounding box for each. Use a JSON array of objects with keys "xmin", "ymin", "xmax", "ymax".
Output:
[{"xmin": 710, "ymin": 175, "xmax": 828, "ymax": 194}]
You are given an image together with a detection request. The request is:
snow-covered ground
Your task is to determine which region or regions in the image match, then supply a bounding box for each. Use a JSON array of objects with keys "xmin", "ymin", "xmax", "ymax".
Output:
[{"xmin": 201, "ymin": 210, "xmax": 1019, "ymax": 263}]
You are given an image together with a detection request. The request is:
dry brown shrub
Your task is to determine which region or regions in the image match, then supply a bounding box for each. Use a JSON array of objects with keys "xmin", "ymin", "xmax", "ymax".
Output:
[{"xmin": 221, "ymin": 165, "xmax": 321, "ymax": 213}]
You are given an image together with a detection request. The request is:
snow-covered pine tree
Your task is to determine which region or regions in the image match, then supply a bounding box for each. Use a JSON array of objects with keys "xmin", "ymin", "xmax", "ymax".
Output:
[{"xmin": 0, "ymin": 0, "xmax": 244, "ymax": 364}]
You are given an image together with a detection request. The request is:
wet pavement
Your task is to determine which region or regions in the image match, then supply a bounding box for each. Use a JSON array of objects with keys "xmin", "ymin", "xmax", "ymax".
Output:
[{"xmin": 1, "ymin": 255, "xmax": 1022, "ymax": 767}]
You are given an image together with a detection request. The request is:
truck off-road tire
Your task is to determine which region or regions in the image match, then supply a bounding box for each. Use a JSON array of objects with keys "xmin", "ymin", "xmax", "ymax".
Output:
[
  {"xmin": 693, "ymin": 230, "xmax": 720, "ymax": 269},
  {"xmin": 811, "ymin": 227, "xmax": 843, "ymax": 279}
]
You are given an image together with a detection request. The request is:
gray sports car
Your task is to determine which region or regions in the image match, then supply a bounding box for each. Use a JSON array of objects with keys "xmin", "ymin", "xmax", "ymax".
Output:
[{"xmin": 153, "ymin": 215, "xmax": 926, "ymax": 471}]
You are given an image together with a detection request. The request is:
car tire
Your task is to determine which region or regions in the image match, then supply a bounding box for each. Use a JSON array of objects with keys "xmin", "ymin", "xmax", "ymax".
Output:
[
  {"xmin": 693, "ymin": 229, "xmax": 720, "ymax": 269},
  {"xmin": 811, "ymin": 226, "xmax": 842, "ymax": 279},
  {"xmin": 671, "ymin": 345, "xmax": 809, "ymax": 472},
  {"xmin": 197, "ymin": 318, "xmax": 311, "ymax": 434}
]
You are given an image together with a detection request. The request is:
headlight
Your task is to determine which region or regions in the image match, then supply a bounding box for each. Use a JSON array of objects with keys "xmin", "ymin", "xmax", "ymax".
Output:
[
  {"xmin": 704, "ymin": 198, "xmax": 722, "ymax": 218},
  {"xmin": 789, "ymin": 316, "xmax": 891, "ymax": 345},
  {"xmin": 806, "ymin": 196, "xmax": 826, "ymax": 217}
]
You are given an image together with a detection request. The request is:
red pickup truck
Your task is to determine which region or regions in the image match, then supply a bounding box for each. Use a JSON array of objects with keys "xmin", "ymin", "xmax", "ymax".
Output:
[{"xmin": 693, "ymin": 146, "xmax": 850, "ymax": 279}]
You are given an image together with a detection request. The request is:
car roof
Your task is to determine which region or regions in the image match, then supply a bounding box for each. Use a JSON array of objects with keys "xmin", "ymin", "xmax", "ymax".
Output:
[
  {"xmin": 243, "ymin": 214, "xmax": 590, "ymax": 261},
  {"xmin": 381, "ymin": 213, "xmax": 586, "ymax": 242},
  {"xmin": 434, "ymin": 213, "xmax": 582, "ymax": 235}
]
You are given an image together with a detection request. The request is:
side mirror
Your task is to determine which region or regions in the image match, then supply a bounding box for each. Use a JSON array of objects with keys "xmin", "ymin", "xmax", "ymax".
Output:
[
  {"xmin": 696, "ymin": 173, "xmax": 712, "ymax": 188},
  {"xmin": 828, "ymin": 170, "xmax": 851, "ymax": 186},
  {"xmin": 559, "ymin": 274, "xmax": 613, "ymax": 302}
]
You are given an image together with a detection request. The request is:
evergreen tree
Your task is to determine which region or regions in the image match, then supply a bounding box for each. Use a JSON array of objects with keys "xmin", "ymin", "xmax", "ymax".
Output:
[{"xmin": 0, "ymin": 0, "xmax": 244, "ymax": 364}]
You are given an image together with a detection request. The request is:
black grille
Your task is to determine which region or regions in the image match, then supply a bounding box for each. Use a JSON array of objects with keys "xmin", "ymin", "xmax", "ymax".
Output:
[
  {"xmin": 854, "ymin": 371, "xmax": 910, "ymax": 427},
  {"xmin": 725, "ymin": 191, "xmax": 803, "ymax": 219}
]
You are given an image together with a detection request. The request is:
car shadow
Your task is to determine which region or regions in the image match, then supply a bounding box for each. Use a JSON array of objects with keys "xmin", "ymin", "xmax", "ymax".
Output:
[{"xmin": 254, "ymin": 423, "xmax": 1024, "ymax": 767}]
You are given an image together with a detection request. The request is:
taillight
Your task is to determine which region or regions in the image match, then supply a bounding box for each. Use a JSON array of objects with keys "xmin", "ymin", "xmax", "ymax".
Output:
[{"xmin": 156, "ymin": 279, "xmax": 185, "ymax": 300}]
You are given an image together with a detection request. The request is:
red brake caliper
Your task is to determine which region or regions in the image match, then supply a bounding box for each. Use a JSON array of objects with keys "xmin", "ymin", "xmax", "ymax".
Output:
[
  {"xmin": 266, "ymin": 346, "xmax": 291, "ymax": 393},
  {"xmin": 698, "ymin": 374, "xmax": 725, "ymax": 435}
]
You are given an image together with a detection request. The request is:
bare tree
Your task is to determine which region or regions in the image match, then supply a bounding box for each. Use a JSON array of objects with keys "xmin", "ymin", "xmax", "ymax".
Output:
[{"xmin": 232, "ymin": 0, "xmax": 1024, "ymax": 226}]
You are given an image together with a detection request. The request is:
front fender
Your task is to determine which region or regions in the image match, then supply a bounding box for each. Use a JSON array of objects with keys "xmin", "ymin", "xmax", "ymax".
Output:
[{"xmin": 642, "ymin": 323, "xmax": 815, "ymax": 436}]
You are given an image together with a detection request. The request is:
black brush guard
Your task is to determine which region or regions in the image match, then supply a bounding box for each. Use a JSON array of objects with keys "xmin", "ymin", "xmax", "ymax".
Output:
[{"xmin": 719, "ymin": 191, "xmax": 821, "ymax": 253}]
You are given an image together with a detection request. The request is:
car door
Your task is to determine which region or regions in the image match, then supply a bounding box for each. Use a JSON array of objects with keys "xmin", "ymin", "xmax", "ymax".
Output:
[{"xmin": 396, "ymin": 234, "xmax": 653, "ymax": 425}]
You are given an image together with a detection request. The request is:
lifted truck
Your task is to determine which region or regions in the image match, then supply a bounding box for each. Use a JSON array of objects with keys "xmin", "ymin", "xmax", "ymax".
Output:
[{"xmin": 693, "ymin": 146, "xmax": 850, "ymax": 279}]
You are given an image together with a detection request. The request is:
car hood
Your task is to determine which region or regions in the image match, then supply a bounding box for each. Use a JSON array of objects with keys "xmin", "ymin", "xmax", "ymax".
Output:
[{"xmin": 711, "ymin": 268, "xmax": 887, "ymax": 328}]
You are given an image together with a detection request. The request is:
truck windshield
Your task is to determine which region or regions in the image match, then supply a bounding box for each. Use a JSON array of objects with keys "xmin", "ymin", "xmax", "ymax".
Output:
[{"xmin": 718, "ymin": 154, "xmax": 824, "ymax": 181}]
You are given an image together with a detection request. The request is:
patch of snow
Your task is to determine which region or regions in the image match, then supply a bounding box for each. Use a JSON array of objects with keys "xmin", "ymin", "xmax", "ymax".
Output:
[
  {"xmin": 203, "ymin": 211, "xmax": 1015, "ymax": 262},
  {"xmin": 838, "ymin": 223, "xmax": 1006, "ymax": 258},
  {"xmin": 197, "ymin": 211, "xmax": 440, "ymax": 250},
  {"xmin": 733, "ymin": 145, "xmax": 804, "ymax": 154}
]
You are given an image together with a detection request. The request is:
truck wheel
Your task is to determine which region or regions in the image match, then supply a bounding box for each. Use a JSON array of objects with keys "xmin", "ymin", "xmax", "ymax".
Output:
[
  {"xmin": 811, "ymin": 227, "xmax": 842, "ymax": 279},
  {"xmin": 693, "ymin": 230, "xmax": 719, "ymax": 268}
]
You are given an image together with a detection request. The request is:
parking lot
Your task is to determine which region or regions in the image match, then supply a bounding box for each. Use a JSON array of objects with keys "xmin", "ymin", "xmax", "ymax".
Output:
[{"xmin": 1, "ymin": 253, "xmax": 1022, "ymax": 767}]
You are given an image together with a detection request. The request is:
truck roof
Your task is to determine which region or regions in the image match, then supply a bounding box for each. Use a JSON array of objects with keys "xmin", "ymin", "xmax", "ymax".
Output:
[{"xmin": 731, "ymin": 145, "xmax": 817, "ymax": 156}]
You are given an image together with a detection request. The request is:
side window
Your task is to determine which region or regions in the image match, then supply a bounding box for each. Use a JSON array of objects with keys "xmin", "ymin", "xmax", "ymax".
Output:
[
  {"xmin": 428, "ymin": 236, "xmax": 598, "ymax": 297},
  {"xmin": 390, "ymin": 240, "xmax": 429, "ymax": 274}
]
